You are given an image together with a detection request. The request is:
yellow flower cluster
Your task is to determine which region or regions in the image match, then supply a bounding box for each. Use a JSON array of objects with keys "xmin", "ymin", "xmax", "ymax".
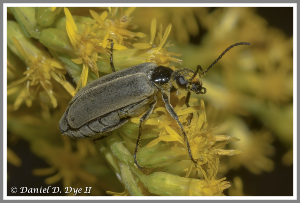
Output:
[
  {"xmin": 7, "ymin": 30, "xmax": 75, "ymax": 109},
  {"xmin": 64, "ymin": 7, "xmax": 146, "ymax": 91}
]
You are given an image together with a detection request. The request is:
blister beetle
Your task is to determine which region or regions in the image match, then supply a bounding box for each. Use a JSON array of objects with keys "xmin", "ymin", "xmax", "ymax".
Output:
[{"xmin": 59, "ymin": 42, "xmax": 251, "ymax": 169}]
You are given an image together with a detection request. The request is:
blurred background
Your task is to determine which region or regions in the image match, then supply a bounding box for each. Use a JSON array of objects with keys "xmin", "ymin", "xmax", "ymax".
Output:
[{"xmin": 7, "ymin": 7, "xmax": 293, "ymax": 196}]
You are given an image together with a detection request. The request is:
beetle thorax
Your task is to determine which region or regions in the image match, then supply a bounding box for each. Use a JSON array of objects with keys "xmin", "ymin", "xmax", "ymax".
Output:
[{"xmin": 150, "ymin": 66, "xmax": 174, "ymax": 90}]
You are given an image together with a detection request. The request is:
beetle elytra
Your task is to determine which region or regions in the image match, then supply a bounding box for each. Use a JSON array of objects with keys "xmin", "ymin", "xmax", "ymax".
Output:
[{"xmin": 59, "ymin": 42, "xmax": 251, "ymax": 169}]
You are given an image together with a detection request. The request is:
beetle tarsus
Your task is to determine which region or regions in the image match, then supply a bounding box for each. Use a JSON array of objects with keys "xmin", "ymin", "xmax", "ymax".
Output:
[{"xmin": 134, "ymin": 152, "xmax": 144, "ymax": 170}]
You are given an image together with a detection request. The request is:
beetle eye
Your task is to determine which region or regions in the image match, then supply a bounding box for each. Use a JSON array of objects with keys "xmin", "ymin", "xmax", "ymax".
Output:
[{"xmin": 176, "ymin": 76, "xmax": 188, "ymax": 88}]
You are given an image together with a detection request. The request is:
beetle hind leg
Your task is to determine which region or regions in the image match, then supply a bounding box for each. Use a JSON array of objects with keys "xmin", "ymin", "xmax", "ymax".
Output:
[{"xmin": 134, "ymin": 96, "xmax": 157, "ymax": 170}]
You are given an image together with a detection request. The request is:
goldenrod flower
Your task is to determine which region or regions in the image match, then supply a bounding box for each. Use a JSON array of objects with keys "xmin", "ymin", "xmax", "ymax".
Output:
[
  {"xmin": 91, "ymin": 7, "xmax": 146, "ymax": 46},
  {"xmin": 64, "ymin": 7, "xmax": 146, "ymax": 91},
  {"xmin": 32, "ymin": 137, "xmax": 97, "ymax": 195},
  {"xmin": 64, "ymin": 7, "xmax": 104, "ymax": 91},
  {"xmin": 102, "ymin": 18, "xmax": 182, "ymax": 72},
  {"xmin": 132, "ymin": 18, "xmax": 182, "ymax": 66},
  {"xmin": 228, "ymin": 128, "xmax": 275, "ymax": 174},
  {"xmin": 7, "ymin": 37, "xmax": 75, "ymax": 109}
]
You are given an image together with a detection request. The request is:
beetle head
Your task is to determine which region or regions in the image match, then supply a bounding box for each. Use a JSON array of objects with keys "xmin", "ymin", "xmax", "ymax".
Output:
[{"xmin": 171, "ymin": 66, "xmax": 206, "ymax": 94}]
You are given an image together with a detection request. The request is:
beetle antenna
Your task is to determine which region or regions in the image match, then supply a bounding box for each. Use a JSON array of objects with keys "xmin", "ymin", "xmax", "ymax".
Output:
[
  {"xmin": 190, "ymin": 65, "xmax": 202, "ymax": 80},
  {"xmin": 199, "ymin": 42, "xmax": 251, "ymax": 77}
]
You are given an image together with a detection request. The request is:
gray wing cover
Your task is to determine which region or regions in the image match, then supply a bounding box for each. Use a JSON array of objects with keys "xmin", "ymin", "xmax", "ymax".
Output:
[
  {"xmin": 71, "ymin": 63, "xmax": 157, "ymax": 102},
  {"xmin": 67, "ymin": 71, "xmax": 156, "ymax": 129}
]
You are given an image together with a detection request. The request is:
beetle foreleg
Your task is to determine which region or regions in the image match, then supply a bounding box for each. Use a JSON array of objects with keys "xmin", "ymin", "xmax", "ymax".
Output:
[
  {"xmin": 134, "ymin": 96, "xmax": 157, "ymax": 170},
  {"xmin": 162, "ymin": 92, "xmax": 197, "ymax": 166},
  {"xmin": 185, "ymin": 91, "xmax": 193, "ymax": 126}
]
